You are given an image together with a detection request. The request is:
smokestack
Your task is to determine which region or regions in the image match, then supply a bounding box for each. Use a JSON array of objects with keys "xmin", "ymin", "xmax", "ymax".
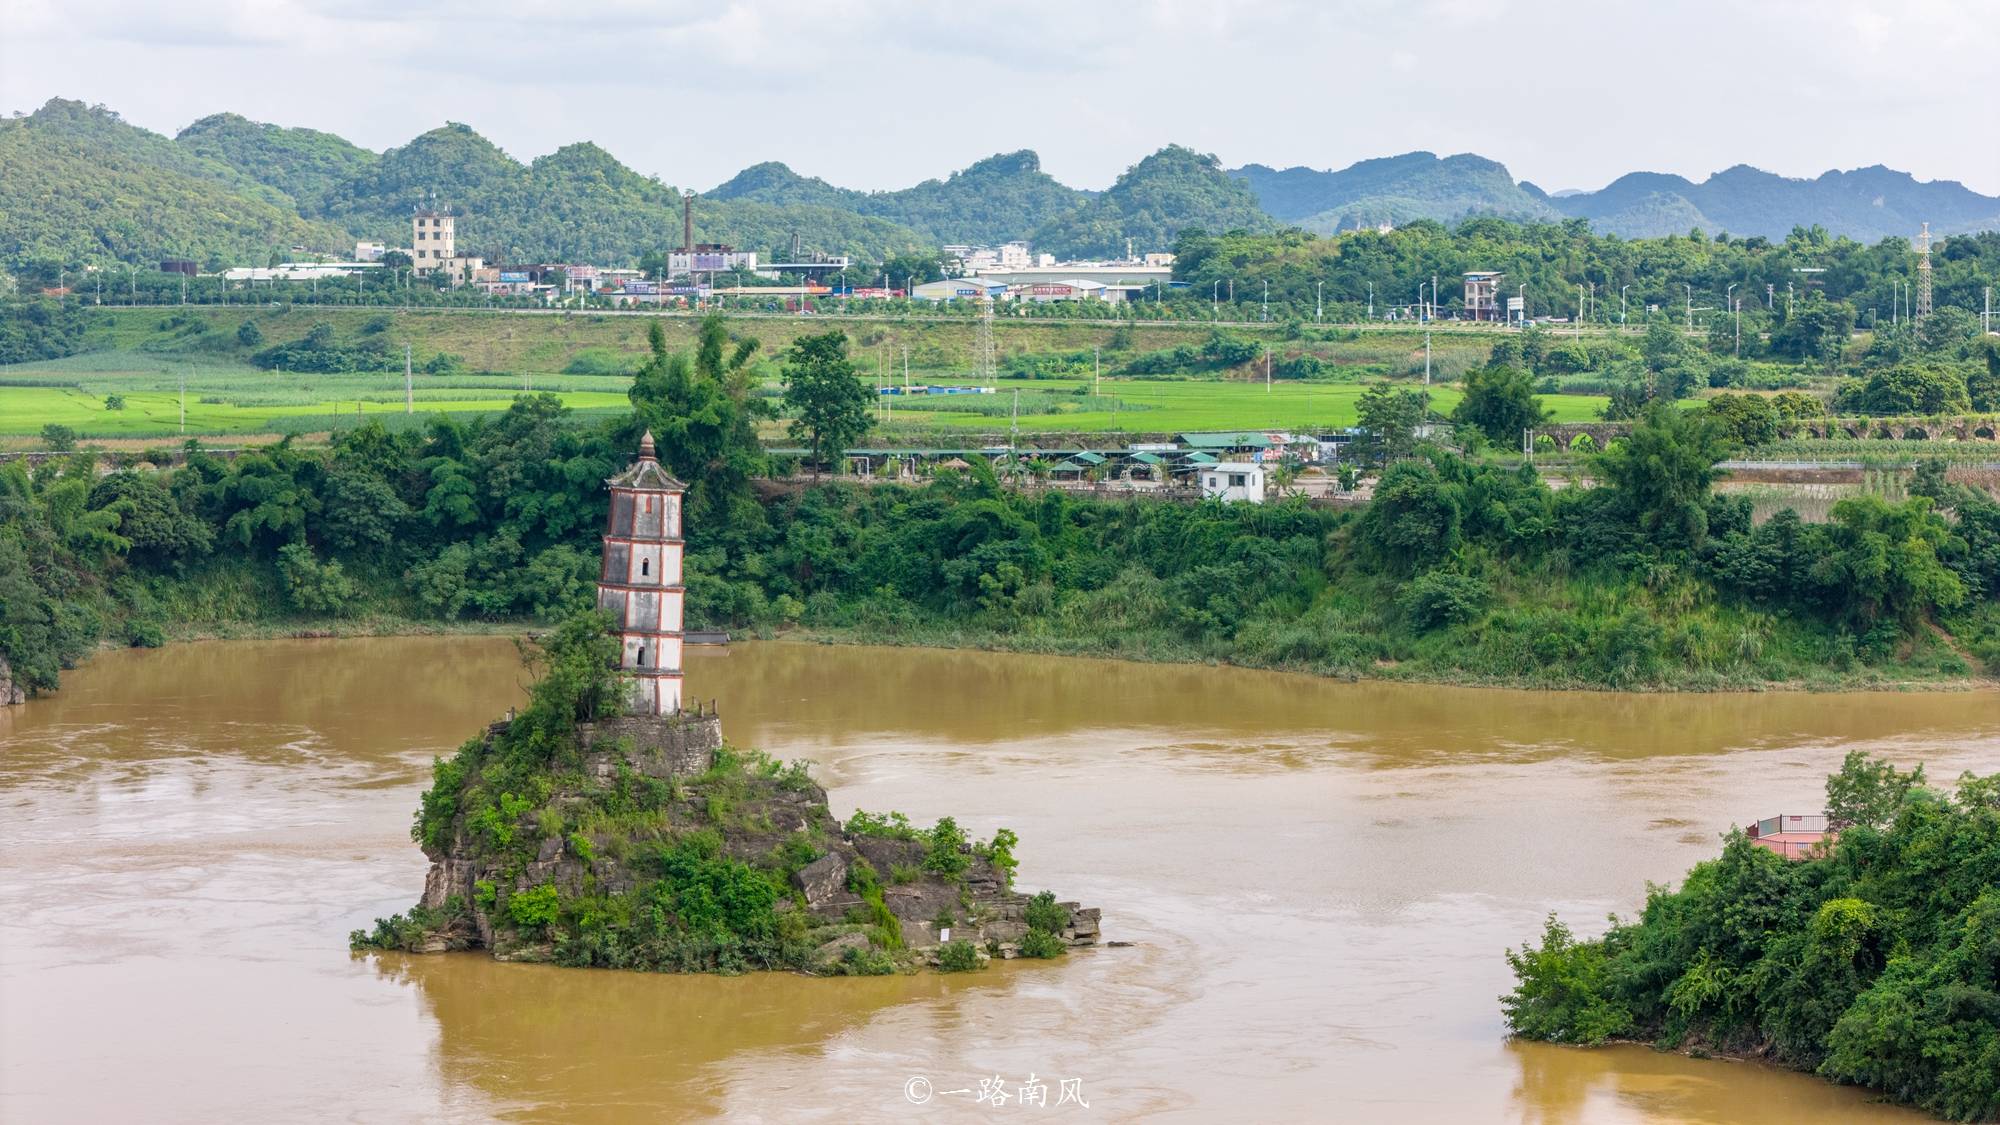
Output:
[{"xmin": 683, "ymin": 192, "xmax": 694, "ymax": 255}]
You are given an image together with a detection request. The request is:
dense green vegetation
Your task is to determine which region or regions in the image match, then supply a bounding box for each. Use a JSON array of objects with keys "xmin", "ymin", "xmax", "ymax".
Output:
[
  {"xmin": 1170, "ymin": 222, "xmax": 2000, "ymax": 335},
  {"xmin": 1503, "ymin": 752, "xmax": 2000, "ymax": 1121},
  {"xmin": 2, "ymin": 311, "xmax": 1995, "ymax": 702}
]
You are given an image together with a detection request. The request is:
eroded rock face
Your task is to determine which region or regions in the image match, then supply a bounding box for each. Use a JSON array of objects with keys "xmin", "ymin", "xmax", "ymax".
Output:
[{"xmin": 0, "ymin": 655, "xmax": 23, "ymax": 706}]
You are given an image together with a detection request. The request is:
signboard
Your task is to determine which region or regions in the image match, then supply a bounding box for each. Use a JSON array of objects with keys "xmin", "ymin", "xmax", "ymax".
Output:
[
  {"xmin": 499, "ymin": 271, "xmax": 530, "ymax": 283},
  {"xmin": 692, "ymin": 253, "xmax": 729, "ymax": 272}
]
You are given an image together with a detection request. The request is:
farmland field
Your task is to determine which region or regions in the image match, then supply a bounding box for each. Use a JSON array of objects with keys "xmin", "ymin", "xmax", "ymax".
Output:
[
  {"xmin": 0, "ymin": 354, "xmax": 630, "ymax": 439},
  {"xmin": 874, "ymin": 376, "xmax": 1607, "ymax": 437},
  {"xmin": 1, "ymin": 307, "xmax": 1604, "ymax": 441}
]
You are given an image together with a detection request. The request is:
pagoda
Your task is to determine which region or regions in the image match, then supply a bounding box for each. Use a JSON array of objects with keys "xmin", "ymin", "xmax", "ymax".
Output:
[{"xmin": 596, "ymin": 431, "xmax": 685, "ymax": 715}]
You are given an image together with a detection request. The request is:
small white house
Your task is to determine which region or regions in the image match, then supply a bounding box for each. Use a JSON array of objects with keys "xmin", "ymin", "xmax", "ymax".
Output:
[{"xmin": 1200, "ymin": 461, "xmax": 1266, "ymax": 504}]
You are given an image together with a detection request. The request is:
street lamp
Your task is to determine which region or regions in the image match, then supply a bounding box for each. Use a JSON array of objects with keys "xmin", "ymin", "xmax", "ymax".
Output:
[
  {"xmin": 1620, "ymin": 284, "xmax": 1631, "ymax": 328},
  {"xmin": 1316, "ymin": 280, "xmax": 1323, "ymax": 322}
]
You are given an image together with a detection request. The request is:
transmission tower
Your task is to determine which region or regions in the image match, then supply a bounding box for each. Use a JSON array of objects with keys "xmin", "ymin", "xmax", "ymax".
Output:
[
  {"xmin": 1915, "ymin": 222, "xmax": 1934, "ymax": 322},
  {"xmin": 977, "ymin": 295, "xmax": 996, "ymax": 384}
]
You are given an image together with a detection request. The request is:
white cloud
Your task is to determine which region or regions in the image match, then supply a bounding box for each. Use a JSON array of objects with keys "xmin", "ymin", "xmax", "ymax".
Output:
[{"xmin": 1, "ymin": 0, "xmax": 1995, "ymax": 195}]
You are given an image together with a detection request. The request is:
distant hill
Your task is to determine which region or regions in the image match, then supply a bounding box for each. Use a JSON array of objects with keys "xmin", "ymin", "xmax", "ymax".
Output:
[
  {"xmin": 709, "ymin": 150, "xmax": 1087, "ymax": 246},
  {"xmin": 1032, "ymin": 145, "xmax": 1273, "ymax": 258},
  {"xmin": 1544, "ymin": 164, "xmax": 2000, "ymax": 241},
  {"xmin": 1231, "ymin": 151, "xmax": 2000, "ymax": 242},
  {"xmin": 0, "ymin": 100, "xmax": 351, "ymax": 267},
  {"xmin": 174, "ymin": 112, "xmax": 379, "ymax": 216},
  {"xmin": 7, "ymin": 97, "xmax": 2000, "ymax": 270},
  {"xmin": 1231, "ymin": 152, "xmax": 1559, "ymax": 231}
]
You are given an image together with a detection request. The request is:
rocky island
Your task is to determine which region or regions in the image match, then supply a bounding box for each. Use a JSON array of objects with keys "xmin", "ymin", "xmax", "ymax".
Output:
[{"xmin": 353, "ymin": 434, "xmax": 1100, "ymax": 974}]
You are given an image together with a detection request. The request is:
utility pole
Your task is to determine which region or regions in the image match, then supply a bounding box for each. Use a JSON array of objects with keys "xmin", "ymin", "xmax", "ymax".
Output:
[
  {"xmin": 1010, "ymin": 388, "xmax": 1020, "ymax": 469},
  {"xmin": 1685, "ymin": 283, "xmax": 1693, "ymax": 331},
  {"xmin": 1915, "ymin": 222, "xmax": 1934, "ymax": 322},
  {"xmin": 179, "ymin": 370, "xmax": 186, "ymax": 435},
  {"xmin": 1212, "ymin": 279, "xmax": 1219, "ymax": 318},
  {"xmin": 1261, "ymin": 279, "xmax": 1268, "ymax": 322},
  {"xmin": 1621, "ymin": 284, "xmax": 1630, "ymax": 328},
  {"xmin": 1316, "ymin": 280, "xmax": 1323, "ymax": 322},
  {"xmin": 1367, "ymin": 281, "xmax": 1374, "ymax": 321},
  {"xmin": 1093, "ymin": 346, "xmax": 1100, "ymax": 397},
  {"xmin": 405, "ymin": 343, "xmax": 414, "ymax": 413},
  {"xmin": 1734, "ymin": 299, "xmax": 1741, "ymax": 357},
  {"xmin": 1265, "ymin": 345, "xmax": 1272, "ymax": 393}
]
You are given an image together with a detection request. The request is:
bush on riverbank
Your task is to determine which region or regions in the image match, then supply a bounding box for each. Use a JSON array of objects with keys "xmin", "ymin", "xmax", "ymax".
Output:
[{"xmin": 1502, "ymin": 752, "xmax": 2000, "ymax": 1121}]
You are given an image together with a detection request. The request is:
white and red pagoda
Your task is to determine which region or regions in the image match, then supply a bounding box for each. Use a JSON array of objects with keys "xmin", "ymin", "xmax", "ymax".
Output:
[{"xmin": 596, "ymin": 431, "xmax": 685, "ymax": 715}]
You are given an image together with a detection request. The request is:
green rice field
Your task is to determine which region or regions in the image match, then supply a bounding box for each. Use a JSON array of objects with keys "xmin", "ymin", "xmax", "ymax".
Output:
[
  {"xmin": 876, "ymin": 376, "xmax": 1608, "ymax": 435},
  {"xmin": 0, "ymin": 353, "xmax": 630, "ymax": 438}
]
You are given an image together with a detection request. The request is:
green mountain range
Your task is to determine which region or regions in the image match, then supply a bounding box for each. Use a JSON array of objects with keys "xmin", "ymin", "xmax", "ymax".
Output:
[
  {"xmin": 1228, "ymin": 151, "xmax": 2000, "ymax": 242},
  {"xmin": 5, "ymin": 98, "xmax": 1999, "ymax": 273},
  {"xmin": 1231, "ymin": 152, "xmax": 1558, "ymax": 231}
]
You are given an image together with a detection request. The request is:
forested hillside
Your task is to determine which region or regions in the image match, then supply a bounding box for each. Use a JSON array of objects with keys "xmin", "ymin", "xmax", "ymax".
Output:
[
  {"xmin": 1231, "ymin": 152, "xmax": 1559, "ymax": 231},
  {"xmin": 709, "ymin": 150, "xmax": 1087, "ymax": 246},
  {"xmin": 1031, "ymin": 145, "xmax": 1273, "ymax": 259},
  {"xmin": 0, "ymin": 100, "xmax": 352, "ymax": 268},
  {"xmin": 174, "ymin": 112, "xmax": 380, "ymax": 216}
]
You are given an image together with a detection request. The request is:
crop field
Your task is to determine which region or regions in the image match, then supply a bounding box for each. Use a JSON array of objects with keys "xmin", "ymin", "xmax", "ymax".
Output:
[
  {"xmin": 0, "ymin": 354, "xmax": 629, "ymax": 438},
  {"xmin": 872, "ymin": 376, "xmax": 1609, "ymax": 436},
  {"xmin": 4, "ymin": 307, "xmax": 1590, "ymax": 440}
]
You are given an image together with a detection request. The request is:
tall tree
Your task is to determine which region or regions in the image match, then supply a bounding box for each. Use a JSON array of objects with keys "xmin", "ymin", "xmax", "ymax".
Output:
[
  {"xmin": 627, "ymin": 320, "xmax": 765, "ymax": 526},
  {"xmin": 781, "ymin": 331, "xmax": 872, "ymax": 479},
  {"xmin": 1597, "ymin": 402, "xmax": 1735, "ymax": 555},
  {"xmin": 1450, "ymin": 366, "xmax": 1550, "ymax": 446}
]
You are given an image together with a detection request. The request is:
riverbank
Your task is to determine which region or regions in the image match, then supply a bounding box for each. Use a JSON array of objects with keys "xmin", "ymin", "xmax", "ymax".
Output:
[{"xmin": 765, "ymin": 623, "xmax": 1999, "ymax": 695}]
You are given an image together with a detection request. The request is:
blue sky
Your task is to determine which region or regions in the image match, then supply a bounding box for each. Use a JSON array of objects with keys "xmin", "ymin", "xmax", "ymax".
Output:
[{"xmin": 4, "ymin": 0, "xmax": 1995, "ymax": 195}]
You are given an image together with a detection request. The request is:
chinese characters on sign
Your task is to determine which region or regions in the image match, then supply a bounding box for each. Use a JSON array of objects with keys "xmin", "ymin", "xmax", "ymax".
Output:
[{"xmin": 905, "ymin": 1074, "xmax": 1089, "ymax": 1109}]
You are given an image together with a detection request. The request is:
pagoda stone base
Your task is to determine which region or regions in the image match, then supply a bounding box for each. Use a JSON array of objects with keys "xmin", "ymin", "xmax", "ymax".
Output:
[{"xmin": 577, "ymin": 712, "xmax": 723, "ymax": 780}]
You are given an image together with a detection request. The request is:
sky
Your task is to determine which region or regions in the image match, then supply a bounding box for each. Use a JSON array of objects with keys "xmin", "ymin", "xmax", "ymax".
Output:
[{"xmin": 5, "ymin": 0, "xmax": 1997, "ymax": 196}]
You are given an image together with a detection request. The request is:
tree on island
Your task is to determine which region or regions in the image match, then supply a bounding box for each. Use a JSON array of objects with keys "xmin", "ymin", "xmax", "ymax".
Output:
[{"xmin": 781, "ymin": 331, "xmax": 872, "ymax": 480}]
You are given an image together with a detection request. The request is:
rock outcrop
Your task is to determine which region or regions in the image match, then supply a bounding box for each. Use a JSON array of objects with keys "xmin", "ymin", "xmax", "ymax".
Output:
[
  {"xmin": 0, "ymin": 655, "xmax": 22, "ymax": 706},
  {"xmin": 379, "ymin": 712, "xmax": 1102, "ymax": 974}
]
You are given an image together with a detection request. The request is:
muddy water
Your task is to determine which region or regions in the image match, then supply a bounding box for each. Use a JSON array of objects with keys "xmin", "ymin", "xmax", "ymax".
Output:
[{"xmin": 5, "ymin": 638, "xmax": 1994, "ymax": 1123}]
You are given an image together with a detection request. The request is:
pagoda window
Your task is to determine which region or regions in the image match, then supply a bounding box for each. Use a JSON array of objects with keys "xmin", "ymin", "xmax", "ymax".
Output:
[
  {"xmin": 637, "ymin": 645, "xmax": 647, "ymax": 667},
  {"xmin": 641, "ymin": 558, "xmax": 649, "ymax": 576}
]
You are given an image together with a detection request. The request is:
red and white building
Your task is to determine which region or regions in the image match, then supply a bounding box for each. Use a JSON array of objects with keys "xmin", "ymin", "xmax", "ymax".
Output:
[{"xmin": 596, "ymin": 431, "xmax": 685, "ymax": 715}]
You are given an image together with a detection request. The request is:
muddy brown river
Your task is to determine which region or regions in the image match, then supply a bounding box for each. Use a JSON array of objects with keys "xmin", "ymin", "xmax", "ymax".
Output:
[{"xmin": 4, "ymin": 636, "xmax": 1994, "ymax": 1122}]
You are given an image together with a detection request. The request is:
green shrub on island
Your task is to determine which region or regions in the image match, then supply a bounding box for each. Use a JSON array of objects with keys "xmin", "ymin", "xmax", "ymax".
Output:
[
  {"xmin": 936, "ymin": 940, "xmax": 982, "ymax": 973},
  {"xmin": 1502, "ymin": 751, "xmax": 2000, "ymax": 1121}
]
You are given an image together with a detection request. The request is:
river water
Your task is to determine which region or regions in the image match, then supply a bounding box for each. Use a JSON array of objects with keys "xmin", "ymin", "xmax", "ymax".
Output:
[{"xmin": 4, "ymin": 637, "xmax": 1994, "ymax": 1123}]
